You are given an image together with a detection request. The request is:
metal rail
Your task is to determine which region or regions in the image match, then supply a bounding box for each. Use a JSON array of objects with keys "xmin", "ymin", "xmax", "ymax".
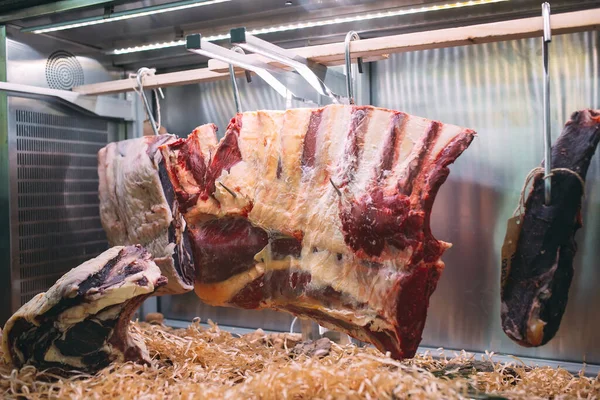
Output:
[
  {"xmin": 186, "ymin": 33, "xmax": 325, "ymax": 105},
  {"xmin": 0, "ymin": 0, "xmax": 112, "ymax": 24},
  {"xmin": 186, "ymin": 33, "xmax": 291, "ymax": 99},
  {"xmin": 19, "ymin": 0, "xmax": 231, "ymax": 33},
  {"xmin": 0, "ymin": 81, "xmax": 134, "ymax": 120},
  {"xmin": 72, "ymin": 9, "xmax": 600, "ymax": 96},
  {"xmin": 542, "ymin": 2, "xmax": 552, "ymax": 205}
]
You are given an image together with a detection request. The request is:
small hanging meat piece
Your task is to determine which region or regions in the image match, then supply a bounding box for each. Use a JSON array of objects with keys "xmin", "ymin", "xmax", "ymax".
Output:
[
  {"xmin": 2, "ymin": 246, "xmax": 167, "ymax": 373},
  {"xmin": 501, "ymin": 109, "xmax": 600, "ymax": 347},
  {"xmin": 98, "ymin": 134, "xmax": 196, "ymax": 295}
]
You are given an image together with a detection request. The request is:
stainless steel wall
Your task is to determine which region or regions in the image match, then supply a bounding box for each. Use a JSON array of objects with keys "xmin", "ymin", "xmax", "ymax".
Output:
[
  {"xmin": 160, "ymin": 31, "xmax": 600, "ymax": 364},
  {"xmin": 371, "ymin": 31, "xmax": 600, "ymax": 364},
  {"xmin": 0, "ymin": 33, "xmax": 124, "ymax": 324}
]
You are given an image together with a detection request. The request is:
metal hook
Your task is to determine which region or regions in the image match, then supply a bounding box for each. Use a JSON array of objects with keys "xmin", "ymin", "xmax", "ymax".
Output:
[
  {"xmin": 219, "ymin": 182, "xmax": 237, "ymax": 198},
  {"xmin": 135, "ymin": 67, "xmax": 159, "ymax": 136},
  {"xmin": 344, "ymin": 31, "xmax": 363, "ymax": 105},
  {"xmin": 329, "ymin": 178, "xmax": 342, "ymax": 197},
  {"xmin": 542, "ymin": 2, "xmax": 552, "ymax": 205},
  {"xmin": 228, "ymin": 46, "xmax": 251, "ymax": 114}
]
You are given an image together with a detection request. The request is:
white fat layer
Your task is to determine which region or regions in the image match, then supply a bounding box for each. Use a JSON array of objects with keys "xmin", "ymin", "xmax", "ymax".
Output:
[
  {"xmin": 193, "ymin": 124, "xmax": 218, "ymax": 161},
  {"xmin": 249, "ymin": 108, "xmax": 312, "ymax": 235},
  {"xmin": 300, "ymin": 105, "xmax": 353, "ymax": 254},
  {"xmin": 56, "ymin": 254, "xmax": 161, "ymax": 330},
  {"xmin": 195, "ymin": 264, "xmax": 265, "ymax": 306},
  {"xmin": 196, "ymin": 238, "xmax": 415, "ymax": 332},
  {"xmin": 44, "ymin": 345, "xmax": 87, "ymax": 368},
  {"xmin": 351, "ymin": 109, "xmax": 393, "ymax": 196},
  {"xmin": 386, "ymin": 115, "xmax": 429, "ymax": 189},
  {"xmin": 431, "ymin": 124, "xmax": 463, "ymax": 158}
]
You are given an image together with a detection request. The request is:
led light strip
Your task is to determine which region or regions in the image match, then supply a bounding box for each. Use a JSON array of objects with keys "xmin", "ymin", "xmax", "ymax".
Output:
[
  {"xmin": 110, "ymin": 0, "xmax": 508, "ymax": 55},
  {"xmin": 25, "ymin": 0, "xmax": 231, "ymax": 34}
]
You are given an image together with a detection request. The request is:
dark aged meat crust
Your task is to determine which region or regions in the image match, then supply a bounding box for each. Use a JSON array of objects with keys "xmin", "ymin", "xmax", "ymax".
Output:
[
  {"xmin": 160, "ymin": 104, "xmax": 476, "ymax": 360},
  {"xmin": 501, "ymin": 109, "xmax": 600, "ymax": 347},
  {"xmin": 2, "ymin": 246, "xmax": 167, "ymax": 373}
]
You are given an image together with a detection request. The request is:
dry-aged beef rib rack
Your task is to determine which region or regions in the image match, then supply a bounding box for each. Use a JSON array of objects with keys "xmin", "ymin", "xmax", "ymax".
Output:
[{"xmin": 159, "ymin": 104, "xmax": 475, "ymax": 359}]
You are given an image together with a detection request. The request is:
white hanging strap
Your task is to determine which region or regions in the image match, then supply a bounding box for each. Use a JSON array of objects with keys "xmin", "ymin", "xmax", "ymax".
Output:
[{"xmin": 130, "ymin": 67, "xmax": 164, "ymax": 135}]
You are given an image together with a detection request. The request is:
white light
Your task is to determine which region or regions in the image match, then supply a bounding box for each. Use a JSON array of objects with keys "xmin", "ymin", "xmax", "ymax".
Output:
[
  {"xmin": 110, "ymin": 0, "xmax": 508, "ymax": 55},
  {"xmin": 31, "ymin": 0, "xmax": 230, "ymax": 34}
]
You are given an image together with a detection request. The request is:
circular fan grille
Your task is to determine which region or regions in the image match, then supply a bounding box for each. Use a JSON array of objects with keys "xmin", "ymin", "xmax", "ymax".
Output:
[{"xmin": 45, "ymin": 50, "xmax": 84, "ymax": 90}]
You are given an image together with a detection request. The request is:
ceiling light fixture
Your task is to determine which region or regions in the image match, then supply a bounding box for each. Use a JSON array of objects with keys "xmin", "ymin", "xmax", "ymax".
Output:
[
  {"xmin": 110, "ymin": 0, "xmax": 508, "ymax": 55},
  {"xmin": 22, "ymin": 0, "xmax": 231, "ymax": 34}
]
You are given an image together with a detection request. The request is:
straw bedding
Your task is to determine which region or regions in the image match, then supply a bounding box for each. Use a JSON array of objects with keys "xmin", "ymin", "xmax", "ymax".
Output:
[{"xmin": 1, "ymin": 319, "xmax": 598, "ymax": 399}]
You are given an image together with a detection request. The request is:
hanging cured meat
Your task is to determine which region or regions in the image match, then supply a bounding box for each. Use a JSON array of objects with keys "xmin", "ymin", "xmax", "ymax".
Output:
[
  {"xmin": 98, "ymin": 135, "xmax": 195, "ymax": 294},
  {"xmin": 501, "ymin": 109, "xmax": 600, "ymax": 347},
  {"xmin": 159, "ymin": 104, "xmax": 476, "ymax": 359}
]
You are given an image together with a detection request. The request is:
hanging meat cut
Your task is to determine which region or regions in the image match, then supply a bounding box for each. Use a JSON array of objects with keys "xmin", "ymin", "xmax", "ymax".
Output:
[
  {"xmin": 159, "ymin": 104, "xmax": 476, "ymax": 359},
  {"xmin": 2, "ymin": 246, "xmax": 166, "ymax": 373},
  {"xmin": 98, "ymin": 135, "xmax": 195, "ymax": 294},
  {"xmin": 501, "ymin": 109, "xmax": 600, "ymax": 347}
]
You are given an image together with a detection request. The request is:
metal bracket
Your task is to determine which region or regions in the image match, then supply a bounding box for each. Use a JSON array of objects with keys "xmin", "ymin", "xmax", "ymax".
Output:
[
  {"xmin": 228, "ymin": 46, "xmax": 252, "ymax": 113},
  {"xmin": 186, "ymin": 33, "xmax": 316, "ymax": 105},
  {"xmin": 103, "ymin": 4, "xmax": 114, "ymax": 19},
  {"xmin": 0, "ymin": 82, "xmax": 135, "ymax": 120},
  {"xmin": 230, "ymin": 27, "xmax": 344, "ymax": 104}
]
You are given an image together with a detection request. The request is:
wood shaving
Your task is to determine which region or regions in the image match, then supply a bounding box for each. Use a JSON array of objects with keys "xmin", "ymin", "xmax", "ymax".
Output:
[{"xmin": 1, "ymin": 321, "xmax": 598, "ymax": 399}]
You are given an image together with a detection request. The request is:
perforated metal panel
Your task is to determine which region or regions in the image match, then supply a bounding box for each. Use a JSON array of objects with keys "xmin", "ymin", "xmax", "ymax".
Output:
[
  {"xmin": 45, "ymin": 50, "xmax": 84, "ymax": 91},
  {"xmin": 7, "ymin": 97, "xmax": 115, "ymax": 310}
]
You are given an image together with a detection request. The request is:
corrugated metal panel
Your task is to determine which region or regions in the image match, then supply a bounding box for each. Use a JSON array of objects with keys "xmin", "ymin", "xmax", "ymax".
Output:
[{"xmin": 371, "ymin": 31, "xmax": 600, "ymax": 363}]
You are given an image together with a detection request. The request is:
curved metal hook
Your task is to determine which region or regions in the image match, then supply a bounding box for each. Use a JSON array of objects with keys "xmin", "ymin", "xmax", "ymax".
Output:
[
  {"xmin": 228, "ymin": 46, "xmax": 252, "ymax": 114},
  {"xmin": 135, "ymin": 67, "xmax": 159, "ymax": 136},
  {"xmin": 344, "ymin": 31, "xmax": 363, "ymax": 105}
]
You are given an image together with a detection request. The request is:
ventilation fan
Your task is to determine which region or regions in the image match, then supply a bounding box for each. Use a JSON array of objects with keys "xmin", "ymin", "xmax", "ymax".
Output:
[{"xmin": 45, "ymin": 50, "xmax": 84, "ymax": 90}]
